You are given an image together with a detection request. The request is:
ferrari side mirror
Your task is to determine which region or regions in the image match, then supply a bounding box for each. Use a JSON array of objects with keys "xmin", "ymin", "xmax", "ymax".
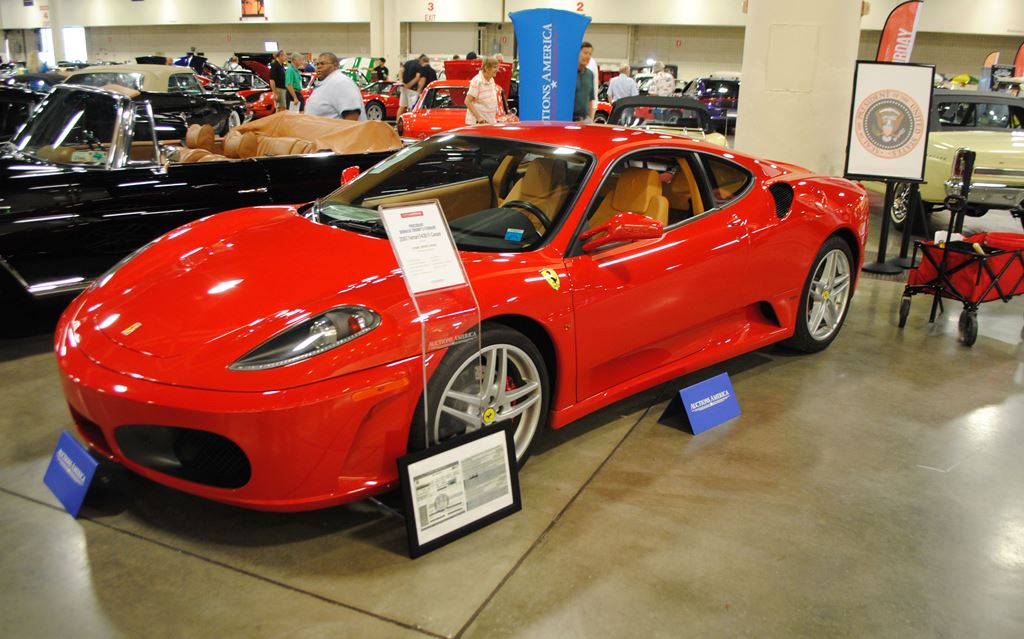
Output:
[{"xmin": 579, "ymin": 212, "xmax": 663, "ymax": 253}]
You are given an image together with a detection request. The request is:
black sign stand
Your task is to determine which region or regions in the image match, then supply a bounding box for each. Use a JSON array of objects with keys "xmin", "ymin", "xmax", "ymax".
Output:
[{"xmin": 863, "ymin": 181, "xmax": 904, "ymax": 274}]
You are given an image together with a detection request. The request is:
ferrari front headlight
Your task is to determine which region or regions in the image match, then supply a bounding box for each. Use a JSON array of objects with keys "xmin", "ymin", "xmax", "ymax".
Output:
[{"xmin": 229, "ymin": 305, "xmax": 380, "ymax": 371}]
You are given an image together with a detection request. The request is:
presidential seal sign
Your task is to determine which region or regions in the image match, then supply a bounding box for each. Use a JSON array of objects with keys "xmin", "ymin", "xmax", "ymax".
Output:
[
  {"xmin": 854, "ymin": 89, "xmax": 925, "ymax": 159},
  {"xmin": 678, "ymin": 372, "xmax": 742, "ymax": 435}
]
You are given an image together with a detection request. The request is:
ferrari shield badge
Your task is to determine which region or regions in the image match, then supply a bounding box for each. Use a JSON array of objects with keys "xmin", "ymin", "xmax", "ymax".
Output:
[{"xmin": 539, "ymin": 268, "xmax": 560, "ymax": 291}]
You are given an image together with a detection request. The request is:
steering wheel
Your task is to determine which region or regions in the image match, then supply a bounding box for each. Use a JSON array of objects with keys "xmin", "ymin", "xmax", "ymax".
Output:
[{"xmin": 503, "ymin": 199, "xmax": 552, "ymax": 231}]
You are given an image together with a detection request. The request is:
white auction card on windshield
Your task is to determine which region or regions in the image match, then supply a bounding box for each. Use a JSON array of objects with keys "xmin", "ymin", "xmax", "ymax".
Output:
[{"xmin": 378, "ymin": 200, "xmax": 467, "ymax": 295}]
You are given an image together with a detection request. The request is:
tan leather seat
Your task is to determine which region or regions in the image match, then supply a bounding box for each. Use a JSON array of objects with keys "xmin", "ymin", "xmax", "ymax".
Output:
[
  {"xmin": 292, "ymin": 139, "xmax": 317, "ymax": 154},
  {"xmin": 178, "ymin": 148, "xmax": 213, "ymax": 163},
  {"xmin": 222, "ymin": 129, "xmax": 243, "ymax": 158},
  {"xmin": 237, "ymin": 132, "xmax": 261, "ymax": 159},
  {"xmin": 197, "ymin": 153, "xmax": 227, "ymax": 162},
  {"xmin": 589, "ymin": 167, "xmax": 669, "ymax": 228},
  {"xmin": 185, "ymin": 124, "xmax": 215, "ymax": 152},
  {"xmin": 664, "ymin": 161, "xmax": 705, "ymax": 221},
  {"xmin": 501, "ymin": 158, "xmax": 569, "ymax": 232}
]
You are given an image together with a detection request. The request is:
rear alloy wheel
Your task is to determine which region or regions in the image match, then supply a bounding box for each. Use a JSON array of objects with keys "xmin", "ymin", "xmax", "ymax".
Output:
[
  {"xmin": 783, "ymin": 236, "xmax": 854, "ymax": 353},
  {"xmin": 220, "ymin": 109, "xmax": 241, "ymax": 135},
  {"xmin": 410, "ymin": 325, "xmax": 549, "ymax": 465},
  {"xmin": 365, "ymin": 101, "xmax": 385, "ymax": 121}
]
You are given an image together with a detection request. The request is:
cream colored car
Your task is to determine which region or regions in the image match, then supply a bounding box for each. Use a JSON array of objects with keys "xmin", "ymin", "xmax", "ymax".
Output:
[{"xmin": 878, "ymin": 90, "xmax": 1024, "ymax": 228}]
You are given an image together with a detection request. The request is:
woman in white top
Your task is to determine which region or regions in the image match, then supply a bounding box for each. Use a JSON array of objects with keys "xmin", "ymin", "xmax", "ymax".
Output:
[{"xmin": 464, "ymin": 56, "xmax": 500, "ymax": 126}]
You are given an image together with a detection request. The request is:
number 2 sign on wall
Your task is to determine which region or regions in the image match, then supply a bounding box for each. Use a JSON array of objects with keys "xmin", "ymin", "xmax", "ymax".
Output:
[{"xmin": 576, "ymin": 2, "xmax": 584, "ymax": 12}]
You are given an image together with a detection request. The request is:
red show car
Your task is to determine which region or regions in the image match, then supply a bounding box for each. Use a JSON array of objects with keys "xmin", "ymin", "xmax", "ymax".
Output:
[
  {"xmin": 396, "ymin": 79, "xmax": 517, "ymax": 138},
  {"xmin": 361, "ymin": 80, "xmax": 401, "ymax": 120},
  {"xmin": 56, "ymin": 124, "xmax": 868, "ymax": 511}
]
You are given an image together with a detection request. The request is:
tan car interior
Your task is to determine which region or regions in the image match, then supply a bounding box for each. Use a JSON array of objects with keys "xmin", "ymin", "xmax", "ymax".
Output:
[
  {"xmin": 497, "ymin": 157, "xmax": 569, "ymax": 233},
  {"xmin": 664, "ymin": 158, "xmax": 706, "ymax": 224},
  {"xmin": 588, "ymin": 167, "xmax": 670, "ymax": 228}
]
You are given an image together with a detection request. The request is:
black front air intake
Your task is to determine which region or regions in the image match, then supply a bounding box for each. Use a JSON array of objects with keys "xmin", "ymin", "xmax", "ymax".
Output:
[
  {"xmin": 768, "ymin": 182, "xmax": 794, "ymax": 219},
  {"xmin": 114, "ymin": 425, "xmax": 251, "ymax": 488}
]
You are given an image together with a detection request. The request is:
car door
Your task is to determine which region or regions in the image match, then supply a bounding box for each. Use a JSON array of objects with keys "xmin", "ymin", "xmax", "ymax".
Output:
[{"xmin": 564, "ymin": 148, "xmax": 752, "ymax": 402}]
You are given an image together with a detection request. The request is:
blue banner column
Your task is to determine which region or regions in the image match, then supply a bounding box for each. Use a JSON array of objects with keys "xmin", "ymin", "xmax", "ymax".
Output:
[{"xmin": 509, "ymin": 8, "xmax": 591, "ymax": 122}]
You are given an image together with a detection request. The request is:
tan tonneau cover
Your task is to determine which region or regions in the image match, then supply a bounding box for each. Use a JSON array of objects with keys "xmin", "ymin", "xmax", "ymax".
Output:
[{"xmin": 232, "ymin": 112, "xmax": 402, "ymax": 154}]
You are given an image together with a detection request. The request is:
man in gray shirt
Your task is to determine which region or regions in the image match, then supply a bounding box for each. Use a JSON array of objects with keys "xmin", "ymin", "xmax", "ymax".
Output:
[
  {"xmin": 607, "ymin": 63, "xmax": 638, "ymax": 103},
  {"xmin": 306, "ymin": 52, "xmax": 366, "ymax": 120}
]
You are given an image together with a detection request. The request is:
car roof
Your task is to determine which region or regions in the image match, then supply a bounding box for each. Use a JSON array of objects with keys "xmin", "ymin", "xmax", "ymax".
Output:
[
  {"xmin": 66, "ymin": 64, "xmax": 195, "ymax": 90},
  {"xmin": 448, "ymin": 122, "xmax": 716, "ymax": 157},
  {"xmin": 932, "ymin": 89, "xmax": 1023, "ymax": 103}
]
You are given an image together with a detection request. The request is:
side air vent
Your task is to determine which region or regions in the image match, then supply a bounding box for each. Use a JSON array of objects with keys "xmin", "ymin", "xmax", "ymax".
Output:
[{"xmin": 768, "ymin": 183, "xmax": 794, "ymax": 219}]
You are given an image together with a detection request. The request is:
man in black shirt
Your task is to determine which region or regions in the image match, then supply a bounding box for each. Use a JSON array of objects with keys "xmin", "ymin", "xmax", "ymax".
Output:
[
  {"xmin": 374, "ymin": 57, "xmax": 388, "ymax": 82},
  {"xmin": 398, "ymin": 58, "xmax": 423, "ymax": 118},
  {"xmin": 268, "ymin": 50, "xmax": 287, "ymax": 113},
  {"xmin": 418, "ymin": 55, "xmax": 437, "ymax": 87}
]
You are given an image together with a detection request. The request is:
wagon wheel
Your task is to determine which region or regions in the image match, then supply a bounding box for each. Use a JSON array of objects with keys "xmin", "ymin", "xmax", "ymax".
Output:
[
  {"xmin": 961, "ymin": 311, "xmax": 978, "ymax": 347},
  {"xmin": 898, "ymin": 296, "xmax": 911, "ymax": 328}
]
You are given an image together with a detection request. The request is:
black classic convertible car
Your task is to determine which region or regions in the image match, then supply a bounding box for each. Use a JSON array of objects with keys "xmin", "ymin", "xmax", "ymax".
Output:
[
  {"xmin": 64, "ymin": 64, "xmax": 248, "ymax": 135},
  {"xmin": 0, "ymin": 84, "xmax": 401, "ymax": 306}
]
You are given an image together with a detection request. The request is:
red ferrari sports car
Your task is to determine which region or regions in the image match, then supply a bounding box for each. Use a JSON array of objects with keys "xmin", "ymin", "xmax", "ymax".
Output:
[
  {"xmin": 361, "ymin": 81, "xmax": 400, "ymax": 120},
  {"xmin": 56, "ymin": 124, "xmax": 868, "ymax": 511},
  {"xmin": 396, "ymin": 79, "xmax": 517, "ymax": 139}
]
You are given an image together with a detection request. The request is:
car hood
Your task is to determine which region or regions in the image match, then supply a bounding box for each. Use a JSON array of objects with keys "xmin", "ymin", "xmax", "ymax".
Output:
[{"xmin": 67, "ymin": 206, "xmax": 432, "ymax": 392}]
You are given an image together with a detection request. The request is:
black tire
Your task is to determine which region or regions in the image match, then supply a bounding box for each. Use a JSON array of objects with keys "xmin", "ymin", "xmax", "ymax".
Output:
[
  {"xmin": 958, "ymin": 309, "xmax": 968, "ymax": 335},
  {"xmin": 594, "ymin": 111, "xmax": 608, "ymax": 124},
  {"xmin": 964, "ymin": 206, "xmax": 988, "ymax": 218},
  {"xmin": 898, "ymin": 297, "xmax": 911, "ymax": 328},
  {"xmin": 219, "ymin": 109, "xmax": 241, "ymax": 135},
  {"xmin": 365, "ymin": 101, "xmax": 385, "ymax": 121},
  {"xmin": 889, "ymin": 182, "xmax": 912, "ymax": 231},
  {"xmin": 961, "ymin": 312, "xmax": 978, "ymax": 347},
  {"xmin": 409, "ymin": 324, "xmax": 549, "ymax": 466},
  {"xmin": 782, "ymin": 236, "xmax": 855, "ymax": 353}
]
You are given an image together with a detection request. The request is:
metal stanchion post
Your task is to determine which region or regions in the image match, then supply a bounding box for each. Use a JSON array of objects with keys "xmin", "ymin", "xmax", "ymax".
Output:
[
  {"xmin": 863, "ymin": 181, "xmax": 903, "ymax": 274},
  {"xmin": 892, "ymin": 182, "xmax": 922, "ymax": 269}
]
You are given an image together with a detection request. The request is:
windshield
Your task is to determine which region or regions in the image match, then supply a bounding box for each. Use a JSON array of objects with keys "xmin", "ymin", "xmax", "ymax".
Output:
[
  {"xmin": 13, "ymin": 88, "xmax": 120, "ymax": 165},
  {"xmin": 612, "ymin": 105, "xmax": 708, "ymax": 131},
  {"xmin": 693, "ymin": 81, "xmax": 738, "ymax": 100},
  {"xmin": 421, "ymin": 86, "xmax": 468, "ymax": 110},
  {"xmin": 67, "ymin": 72, "xmax": 145, "ymax": 92},
  {"xmin": 320, "ymin": 135, "xmax": 593, "ymax": 252}
]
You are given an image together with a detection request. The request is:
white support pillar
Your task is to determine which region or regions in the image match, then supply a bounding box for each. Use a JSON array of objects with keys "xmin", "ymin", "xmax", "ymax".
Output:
[
  {"xmin": 48, "ymin": 0, "xmax": 66, "ymax": 63},
  {"xmin": 370, "ymin": 0, "xmax": 401, "ymax": 81},
  {"xmin": 734, "ymin": 0, "xmax": 863, "ymax": 175}
]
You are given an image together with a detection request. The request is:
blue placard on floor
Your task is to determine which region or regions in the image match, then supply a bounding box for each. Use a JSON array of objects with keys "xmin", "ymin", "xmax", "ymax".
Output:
[
  {"xmin": 679, "ymin": 372, "xmax": 741, "ymax": 434},
  {"xmin": 42, "ymin": 431, "xmax": 98, "ymax": 517}
]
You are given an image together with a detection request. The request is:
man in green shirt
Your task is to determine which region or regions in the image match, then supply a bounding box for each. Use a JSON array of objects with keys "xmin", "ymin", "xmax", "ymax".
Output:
[
  {"xmin": 573, "ymin": 41, "xmax": 595, "ymax": 122},
  {"xmin": 286, "ymin": 53, "xmax": 306, "ymax": 112}
]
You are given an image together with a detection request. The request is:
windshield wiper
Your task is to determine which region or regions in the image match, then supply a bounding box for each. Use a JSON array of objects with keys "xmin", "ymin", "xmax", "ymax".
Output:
[{"xmin": 328, "ymin": 217, "xmax": 386, "ymax": 236}]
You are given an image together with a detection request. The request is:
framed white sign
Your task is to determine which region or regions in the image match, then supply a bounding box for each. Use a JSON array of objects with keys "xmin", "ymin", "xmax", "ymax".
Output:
[
  {"xmin": 379, "ymin": 199, "xmax": 467, "ymax": 295},
  {"xmin": 844, "ymin": 61, "xmax": 935, "ymax": 183},
  {"xmin": 398, "ymin": 424, "xmax": 521, "ymax": 558}
]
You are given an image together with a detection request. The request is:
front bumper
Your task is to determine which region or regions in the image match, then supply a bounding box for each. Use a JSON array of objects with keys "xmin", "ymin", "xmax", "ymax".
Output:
[
  {"xmin": 58, "ymin": 333, "xmax": 425, "ymax": 511},
  {"xmin": 944, "ymin": 179, "xmax": 1024, "ymax": 210}
]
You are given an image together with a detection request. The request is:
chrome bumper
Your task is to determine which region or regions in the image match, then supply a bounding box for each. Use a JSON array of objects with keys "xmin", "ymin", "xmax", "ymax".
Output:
[{"xmin": 944, "ymin": 179, "xmax": 1024, "ymax": 209}]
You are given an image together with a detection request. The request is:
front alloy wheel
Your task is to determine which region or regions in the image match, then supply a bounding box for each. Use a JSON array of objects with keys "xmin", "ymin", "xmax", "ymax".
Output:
[
  {"xmin": 410, "ymin": 325, "xmax": 548, "ymax": 464},
  {"xmin": 783, "ymin": 236, "xmax": 854, "ymax": 352},
  {"xmin": 366, "ymin": 101, "xmax": 385, "ymax": 120}
]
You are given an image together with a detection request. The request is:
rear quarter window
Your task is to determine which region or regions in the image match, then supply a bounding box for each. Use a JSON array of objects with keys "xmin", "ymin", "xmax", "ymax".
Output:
[{"xmin": 701, "ymin": 155, "xmax": 752, "ymax": 207}]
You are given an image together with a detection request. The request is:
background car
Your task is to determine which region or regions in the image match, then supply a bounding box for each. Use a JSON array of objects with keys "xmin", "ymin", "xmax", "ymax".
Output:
[
  {"xmin": 683, "ymin": 72, "xmax": 741, "ymax": 132},
  {"xmin": 361, "ymin": 80, "xmax": 401, "ymax": 120},
  {"xmin": 0, "ymin": 84, "xmax": 401, "ymax": 306},
  {"xmin": 55, "ymin": 124, "xmax": 868, "ymax": 511},
  {"xmin": 882, "ymin": 89, "xmax": 1024, "ymax": 229},
  {"xmin": 65, "ymin": 63, "xmax": 247, "ymax": 134},
  {"xmin": 396, "ymin": 79, "xmax": 517, "ymax": 139},
  {"xmin": 609, "ymin": 95, "xmax": 728, "ymax": 146},
  {"xmin": 2, "ymin": 72, "xmax": 66, "ymax": 93},
  {"xmin": 0, "ymin": 84, "xmax": 43, "ymax": 141}
]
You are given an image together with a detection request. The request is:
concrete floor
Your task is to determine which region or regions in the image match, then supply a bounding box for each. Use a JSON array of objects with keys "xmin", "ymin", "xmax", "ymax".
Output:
[{"xmin": 1, "ymin": 202, "xmax": 1023, "ymax": 638}]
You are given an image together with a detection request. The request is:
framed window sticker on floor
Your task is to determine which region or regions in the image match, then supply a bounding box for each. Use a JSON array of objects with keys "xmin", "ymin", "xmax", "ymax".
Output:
[{"xmin": 398, "ymin": 423, "xmax": 521, "ymax": 558}]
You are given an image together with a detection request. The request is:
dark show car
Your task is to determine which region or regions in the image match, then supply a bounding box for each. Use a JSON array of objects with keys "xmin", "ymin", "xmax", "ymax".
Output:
[
  {"xmin": 64, "ymin": 64, "xmax": 247, "ymax": 134},
  {"xmin": 0, "ymin": 85, "xmax": 44, "ymax": 141},
  {"xmin": 683, "ymin": 75, "xmax": 740, "ymax": 132},
  {"xmin": 0, "ymin": 85, "xmax": 400, "ymax": 306}
]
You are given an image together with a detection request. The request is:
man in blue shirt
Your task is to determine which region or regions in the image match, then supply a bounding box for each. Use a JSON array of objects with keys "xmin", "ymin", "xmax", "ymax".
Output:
[{"xmin": 607, "ymin": 64, "xmax": 639, "ymax": 103}]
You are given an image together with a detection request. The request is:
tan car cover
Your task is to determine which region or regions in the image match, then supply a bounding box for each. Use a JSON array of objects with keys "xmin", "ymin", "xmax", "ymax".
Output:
[{"xmin": 231, "ymin": 112, "xmax": 403, "ymax": 154}]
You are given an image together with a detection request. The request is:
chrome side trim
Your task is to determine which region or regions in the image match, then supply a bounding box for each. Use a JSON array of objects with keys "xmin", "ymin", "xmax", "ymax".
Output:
[{"xmin": 0, "ymin": 255, "xmax": 94, "ymax": 297}]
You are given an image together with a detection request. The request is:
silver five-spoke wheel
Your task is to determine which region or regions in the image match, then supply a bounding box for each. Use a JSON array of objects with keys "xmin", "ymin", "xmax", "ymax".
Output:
[{"xmin": 806, "ymin": 248, "xmax": 852, "ymax": 342}]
